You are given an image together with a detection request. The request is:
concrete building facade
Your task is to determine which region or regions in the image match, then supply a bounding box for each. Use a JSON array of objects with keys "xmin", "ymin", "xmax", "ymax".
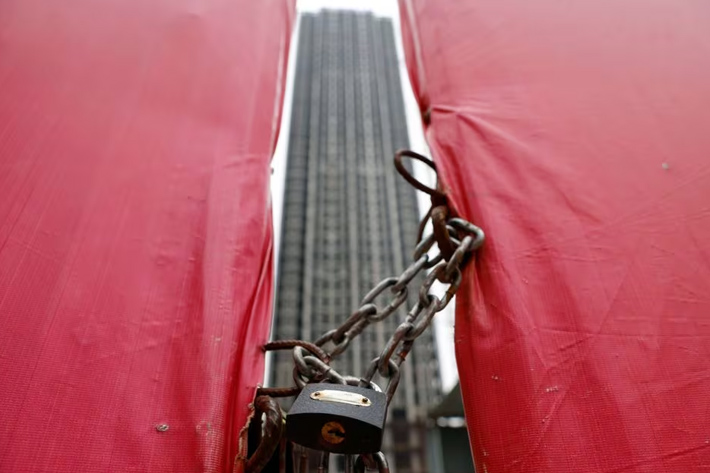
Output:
[{"xmin": 272, "ymin": 10, "xmax": 441, "ymax": 473}]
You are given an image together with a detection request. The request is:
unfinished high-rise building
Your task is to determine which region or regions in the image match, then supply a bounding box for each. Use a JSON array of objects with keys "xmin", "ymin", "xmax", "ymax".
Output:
[{"xmin": 272, "ymin": 10, "xmax": 441, "ymax": 473}]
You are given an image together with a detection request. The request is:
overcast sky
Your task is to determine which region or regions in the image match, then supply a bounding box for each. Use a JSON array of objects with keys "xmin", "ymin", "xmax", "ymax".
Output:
[{"xmin": 270, "ymin": 0, "xmax": 459, "ymax": 393}]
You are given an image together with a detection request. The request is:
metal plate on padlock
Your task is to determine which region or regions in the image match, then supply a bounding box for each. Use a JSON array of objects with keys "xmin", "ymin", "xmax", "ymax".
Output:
[
  {"xmin": 286, "ymin": 383, "xmax": 387, "ymax": 454},
  {"xmin": 310, "ymin": 389, "xmax": 371, "ymax": 406}
]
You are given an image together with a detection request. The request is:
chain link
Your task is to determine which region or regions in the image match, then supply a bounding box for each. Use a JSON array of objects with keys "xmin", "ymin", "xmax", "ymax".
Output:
[
  {"xmin": 252, "ymin": 150, "xmax": 485, "ymax": 472},
  {"xmin": 307, "ymin": 221, "xmax": 482, "ymax": 398},
  {"xmin": 354, "ymin": 452, "xmax": 390, "ymax": 473},
  {"xmin": 243, "ymin": 396, "xmax": 284, "ymax": 473}
]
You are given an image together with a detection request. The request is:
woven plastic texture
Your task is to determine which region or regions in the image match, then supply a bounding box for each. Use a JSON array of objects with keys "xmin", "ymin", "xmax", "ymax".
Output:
[
  {"xmin": 399, "ymin": 0, "xmax": 710, "ymax": 471},
  {"xmin": 0, "ymin": 0, "xmax": 294, "ymax": 471}
]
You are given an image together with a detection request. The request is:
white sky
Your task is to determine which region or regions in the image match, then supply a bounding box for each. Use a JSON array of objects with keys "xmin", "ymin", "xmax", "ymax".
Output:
[{"xmin": 270, "ymin": 0, "xmax": 459, "ymax": 394}]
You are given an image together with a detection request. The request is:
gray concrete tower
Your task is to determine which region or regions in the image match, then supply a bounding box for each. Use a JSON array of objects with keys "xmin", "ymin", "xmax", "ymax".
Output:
[{"xmin": 272, "ymin": 10, "xmax": 441, "ymax": 473}]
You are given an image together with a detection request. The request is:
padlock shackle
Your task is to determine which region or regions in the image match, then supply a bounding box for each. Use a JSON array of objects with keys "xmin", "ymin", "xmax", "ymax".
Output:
[{"xmin": 361, "ymin": 357, "xmax": 400, "ymax": 405}]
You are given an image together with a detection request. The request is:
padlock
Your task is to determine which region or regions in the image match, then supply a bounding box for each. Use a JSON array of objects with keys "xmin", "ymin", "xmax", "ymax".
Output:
[{"xmin": 286, "ymin": 383, "xmax": 387, "ymax": 454}]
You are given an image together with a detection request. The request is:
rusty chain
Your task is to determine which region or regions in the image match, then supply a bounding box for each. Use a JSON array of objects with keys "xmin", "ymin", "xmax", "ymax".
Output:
[
  {"xmin": 246, "ymin": 150, "xmax": 484, "ymax": 472},
  {"xmin": 245, "ymin": 396, "xmax": 285, "ymax": 473}
]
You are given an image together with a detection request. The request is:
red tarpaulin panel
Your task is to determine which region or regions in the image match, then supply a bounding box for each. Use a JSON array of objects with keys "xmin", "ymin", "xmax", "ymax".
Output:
[
  {"xmin": 400, "ymin": 0, "xmax": 710, "ymax": 471},
  {"xmin": 0, "ymin": 0, "xmax": 293, "ymax": 471}
]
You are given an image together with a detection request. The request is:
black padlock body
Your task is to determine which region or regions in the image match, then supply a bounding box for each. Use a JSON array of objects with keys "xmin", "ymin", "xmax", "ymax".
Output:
[{"xmin": 286, "ymin": 383, "xmax": 387, "ymax": 454}]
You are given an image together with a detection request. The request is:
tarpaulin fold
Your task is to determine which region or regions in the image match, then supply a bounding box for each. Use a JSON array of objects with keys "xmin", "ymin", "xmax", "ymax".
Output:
[
  {"xmin": 0, "ymin": 0, "xmax": 294, "ymax": 471},
  {"xmin": 399, "ymin": 0, "xmax": 710, "ymax": 471}
]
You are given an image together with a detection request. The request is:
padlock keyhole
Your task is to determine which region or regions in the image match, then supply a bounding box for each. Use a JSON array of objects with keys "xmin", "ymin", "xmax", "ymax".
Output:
[{"xmin": 321, "ymin": 421, "xmax": 346, "ymax": 445}]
